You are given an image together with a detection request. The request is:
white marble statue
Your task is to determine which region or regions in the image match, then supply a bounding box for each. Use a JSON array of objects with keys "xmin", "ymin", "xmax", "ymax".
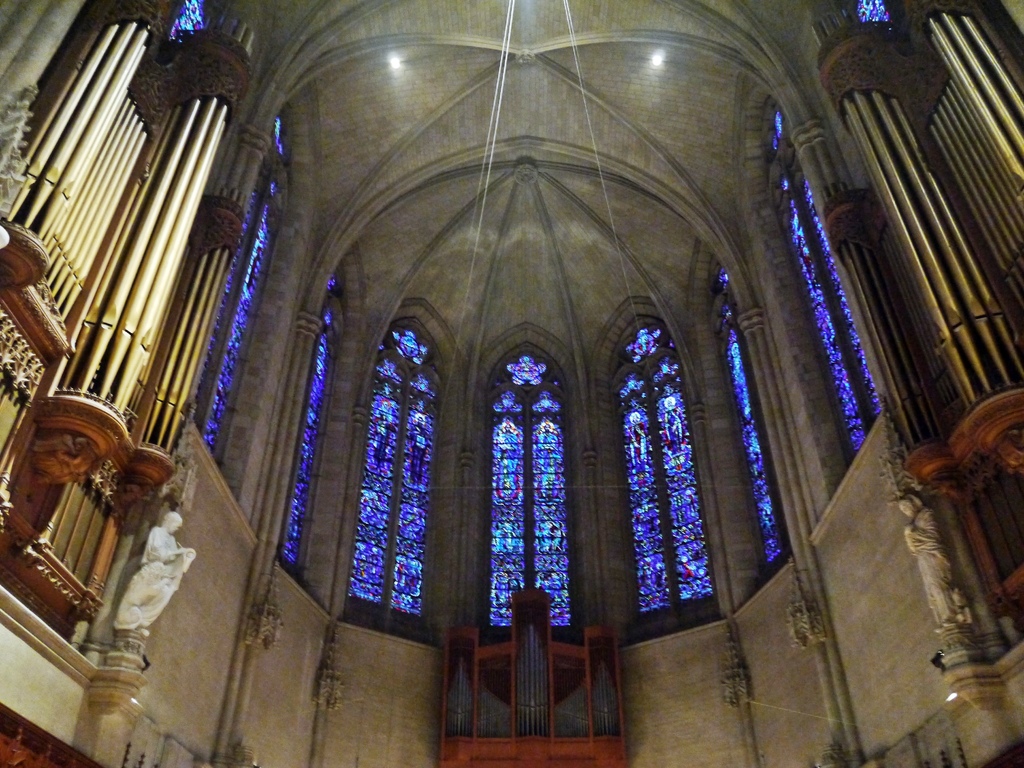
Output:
[
  {"xmin": 898, "ymin": 495, "xmax": 971, "ymax": 628},
  {"xmin": 114, "ymin": 512, "xmax": 196, "ymax": 635}
]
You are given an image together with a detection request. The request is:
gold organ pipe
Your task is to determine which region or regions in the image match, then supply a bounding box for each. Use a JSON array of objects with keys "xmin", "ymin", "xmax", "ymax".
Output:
[
  {"xmin": 35, "ymin": 28, "xmax": 147, "ymax": 237},
  {"xmin": 943, "ymin": 15, "xmax": 1024, "ymax": 178},
  {"xmin": 111, "ymin": 101, "xmax": 225, "ymax": 409},
  {"xmin": 932, "ymin": 104, "xmax": 1015, "ymax": 263},
  {"xmin": 845, "ymin": 94, "xmax": 976, "ymax": 400},
  {"xmin": 890, "ymin": 98, "xmax": 1024, "ymax": 385},
  {"xmin": 19, "ymin": 24, "xmax": 141, "ymax": 227},
  {"xmin": 19, "ymin": 25, "xmax": 118, "ymax": 177},
  {"xmin": 930, "ymin": 17, "xmax": 1024, "ymax": 183},
  {"xmin": 67, "ymin": 102, "xmax": 194, "ymax": 392}
]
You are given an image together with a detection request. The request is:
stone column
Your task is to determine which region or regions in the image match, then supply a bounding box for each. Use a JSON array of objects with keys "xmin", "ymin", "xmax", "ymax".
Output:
[
  {"xmin": 738, "ymin": 307, "xmax": 863, "ymax": 763},
  {"xmin": 76, "ymin": 633, "xmax": 147, "ymax": 768},
  {"xmin": 212, "ymin": 312, "xmax": 322, "ymax": 768}
]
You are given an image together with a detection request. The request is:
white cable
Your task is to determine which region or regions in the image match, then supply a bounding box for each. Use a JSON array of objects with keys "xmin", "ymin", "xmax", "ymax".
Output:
[{"xmin": 561, "ymin": 0, "xmax": 641, "ymax": 335}]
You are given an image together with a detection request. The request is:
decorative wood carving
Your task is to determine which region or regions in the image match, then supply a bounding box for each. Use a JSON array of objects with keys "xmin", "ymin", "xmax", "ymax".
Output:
[
  {"xmin": 30, "ymin": 391, "xmax": 133, "ymax": 485},
  {"xmin": 188, "ymin": 195, "xmax": 244, "ymax": 255},
  {"xmin": 0, "ymin": 222, "xmax": 48, "ymax": 289},
  {"xmin": 114, "ymin": 442, "xmax": 175, "ymax": 512},
  {"xmin": 86, "ymin": 0, "xmax": 172, "ymax": 33},
  {"xmin": 0, "ymin": 307, "xmax": 44, "ymax": 402},
  {"xmin": 174, "ymin": 30, "xmax": 251, "ymax": 111},
  {"xmin": 0, "ymin": 699, "xmax": 104, "ymax": 768},
  {"xmin": 441, "ymin": 591, "xmax": 626, "ymax": 768},
  {"xmin": 128, "ymin": 57, "xmax": 171, "ymax": 134},
  {"xmin": 818, "ymin": 23, "xmax": 949, "ymax": 124},
  {"xmin": 823, "ymin": 189, "xmax": 885, "ymax": 251}
]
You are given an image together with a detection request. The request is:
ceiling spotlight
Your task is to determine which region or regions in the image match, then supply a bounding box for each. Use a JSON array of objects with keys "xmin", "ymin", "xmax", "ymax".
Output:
[
  {"xmin": 389, "ymin": 56, "xmax": 402, "ymax": 70},
  {"xmin": 946, "ymin": 692, "xmax": 958, "ymax": 702},
  {"xmin": 651, "ymin": 51, "xmax": 664, "ymax": 67}
]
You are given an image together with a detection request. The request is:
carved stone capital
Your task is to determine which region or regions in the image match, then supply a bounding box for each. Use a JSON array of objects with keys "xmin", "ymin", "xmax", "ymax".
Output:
[
  {"xmin": 737, "ymin": 307, "xmax": 766, "ymax": 334},
  {"xmin": 238, "ymin": 124, "xmax": 272, "ymax": 155},
  {"xmin": 189, "ymin": 195, "xmax": 244, "ymax": 256},
  {"xmin": 30, "ymin": 391, "xmax": 133, "ymax": 484},
  {"xmin": 824, "ymin": 189, "xmax": 884, "ymax": 252},
  {"xmin": 790, "ymin": 119, "xmax": 826, "ymax": 153},
  {"xmin": 295, "ymin": 312, "xmax": 323, "ymax": 339},
  {"xmin": 107, "ymin": 628, "xmax": 149, "ymax": 670},
  {"xmin": 174, "ymin": 29, "xmax": 252, "ymax": 111},
  {"xmin": 818, "ymin": 22, "xmax": 948, "ymax": 121},
  {"xmin": 0, "ymin": 222, "xmax": 48, "ymax": 289}
]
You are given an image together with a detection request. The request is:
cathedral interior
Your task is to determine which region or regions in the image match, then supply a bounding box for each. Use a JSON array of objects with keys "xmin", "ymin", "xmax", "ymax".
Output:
[{"xmin": 3, "ymin": 0, "xmax": 1024, "ymax": 767}]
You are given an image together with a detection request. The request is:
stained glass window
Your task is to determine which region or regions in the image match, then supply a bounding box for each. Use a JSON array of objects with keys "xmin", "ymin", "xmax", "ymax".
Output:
[
  {"xmin": 783, "ymin": 180, "xmax": 866, "ymax": 448},
  {"xmin": 282, "ymin": 305, "xmax": 333, "ymax": 567},
  {"xmin": 857, "ymin": 0, "xmax": 890, "ymax": 22},
  {"xmin": 715, "ymin": 269, "xmax": 782, "ymax": 564},
  {"xmin": 203, "ymin": 198, "xmax": 273, "ymax": 449},
  {"xmin": 772, "ymin": 110, "xmax": 783, "ymax": 153},
  {"xmin": 350, "ymin": 327, "xmax": 437, "ymax": 615},
  {"xmin": 803, "ymin": 180, "xmax": 881, "ymax": 417},
  {"xmin": 490, "ymin": 355, "xmax": 570, "ymax": 626},
  {"xmin": 618, "ymin": 326, "xmax": 712, "ymax": 612},
  {"xmin": 274, "ymin": 116, "xmax": 285, "ymax": 156},
  {"xmin": 170, "ymin": 0, "xmax": 205, "ymax": 38}
]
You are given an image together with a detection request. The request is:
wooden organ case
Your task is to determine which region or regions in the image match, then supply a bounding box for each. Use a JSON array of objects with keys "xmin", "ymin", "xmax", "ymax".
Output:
[{"xmin": 441, "ymin": 591, "xmax": 626, "ymax": 768}]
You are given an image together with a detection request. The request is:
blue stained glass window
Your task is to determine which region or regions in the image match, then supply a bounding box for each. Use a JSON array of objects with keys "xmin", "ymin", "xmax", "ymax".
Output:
[
  {"xmin": 274, "ymin": 117, "xmax": 285, "ymax": 156},
  {"xmin": 532, "ymin": 416, "xmax": 569, "ymax": 625},
  {"xmin": 857, "ymin": 0, "xmax": 890, "ymax": 22},
  {"xmin": 626, "ymin": 327, "xmax": 662, "ymax": 363},
  {"xmin": 620, "ymin": 326, "xmax": 712, "ymax": 611},
  {"xmin": 772, "ymin": 110, "xmax": 784, "ymax": 152},
  {"xmin": 803, "ymin": 180, "xmax": 880, "ymax": 416},
  {"xmin": 204, "ymin": 200, "xmax": 273, "ymax": 449},
  {"xmin": 783, "ymin": 178, "xmax": 867, "ymax": 449},
  {"xmin": 490, "ymin": 413, "xmax": 526, "ymax": 625},
  {"xmin": 393, "ymin": 330, "xmax": 428, "ymax": 363},
  {"xmin": 283, "ymin": 311, "xmax": 331, "ymax": 567},
  {"xmin": 716, "ymin": 274, "xmax": 783, "ymax": 563},
  {"xmin": 350, "ymin": 328, "xmax": 436, "ymax": 615},
  {"xmin": 170, "ymin": 0, "xmax": 204, "ymax": 38},
  {"xmin": 507, "ymin": 355, "xmax": 547, "ymax": 386},
  {"xmin": 490, "ymin": 357, "xmax": 570, "ymax": 626}
]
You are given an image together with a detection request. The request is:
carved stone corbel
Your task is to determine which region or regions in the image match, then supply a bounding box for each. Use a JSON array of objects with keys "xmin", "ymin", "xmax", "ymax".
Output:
[
  {"xmin": 314, "ymin": 621, "xmax": 344, "ymax": 710},
  {"xmin": 787, "ymin": 566, "xmax": 827, "ymax": 648},
  {"xmin": 721, "ymin": 626, "xmax": 751, "ymax": 709},
  {"xmin": 245, "ymin": 566, "xmax": 283, "ymax": 650}
]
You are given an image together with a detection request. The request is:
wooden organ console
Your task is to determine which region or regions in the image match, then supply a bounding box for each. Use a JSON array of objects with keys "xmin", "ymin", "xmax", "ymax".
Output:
[{"xmin": 441, "ymin": 590, "xmax": 626, "ymax": 768}]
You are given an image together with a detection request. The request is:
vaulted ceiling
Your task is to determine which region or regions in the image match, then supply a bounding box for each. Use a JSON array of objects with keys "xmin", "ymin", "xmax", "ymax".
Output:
[{"xmin": 224, "ymin": 0, "xmax": 838, "ymax": 369}]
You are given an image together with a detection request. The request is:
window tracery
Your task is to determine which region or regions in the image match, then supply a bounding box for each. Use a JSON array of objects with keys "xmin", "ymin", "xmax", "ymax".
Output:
[
  {"xmin": 349, "ymin": 326, "xmax": 438, "ymax": 615},
  {"xmin": 490, "ymin": 354, "xmax": 570, "ymax": 626},
  {"xmin": 857, "ymin": 0, "xmax": 890, "ymax": 22},
  {"xmin": 616, "ymin": 324, "xmax": 712, "ymax": 613},
  {"xmin": 770, "ymin": 110, "xmax": 879, "ymax": 451}
]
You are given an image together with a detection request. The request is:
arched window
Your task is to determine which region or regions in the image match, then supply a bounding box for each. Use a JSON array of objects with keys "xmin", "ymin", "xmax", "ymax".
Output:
[
  {"xmin": 349, "ymin": 327, "xmax": 438, "ymax": 615},
  {"xmin": 282, "ymin": 277, "xmax": 340, "ymax": 569},
  {"xmin": 770, "ymin": 109, "xmax": 880, "ymax": 451},
  {"xmin": 616, "ymin": 324, "xmax": 713, "ymax": 612},
  {"xmin": 856, "ymin": 0, "xmax": 890, "ymax": 22},
  {"xmin": 170, "ymin": 0, "xmax": 205, "ymax": 38},
  {"xmin": 713, "ymin": 268, "xmax": 784, "ymax": 565},
  {"xmin": 201, "ymin": 117, "xmax": 286, "ymax": 451},
  {"xmin": 489, "ymin": 354, "xmax": 570, "ymax": 627}
]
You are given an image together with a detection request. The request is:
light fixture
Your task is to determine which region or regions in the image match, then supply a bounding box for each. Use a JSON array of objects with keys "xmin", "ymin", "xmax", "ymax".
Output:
[
  {"xmin": 946, "ymin": 692, "xmax": 958, "ymax": 702},
  {"xmin": 651, "ymin": 51, "xmax": 664, "ymax": 67},
  {"xmin": 389, "ymin": 55, "xmax": 402, "ymax": 70}
]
